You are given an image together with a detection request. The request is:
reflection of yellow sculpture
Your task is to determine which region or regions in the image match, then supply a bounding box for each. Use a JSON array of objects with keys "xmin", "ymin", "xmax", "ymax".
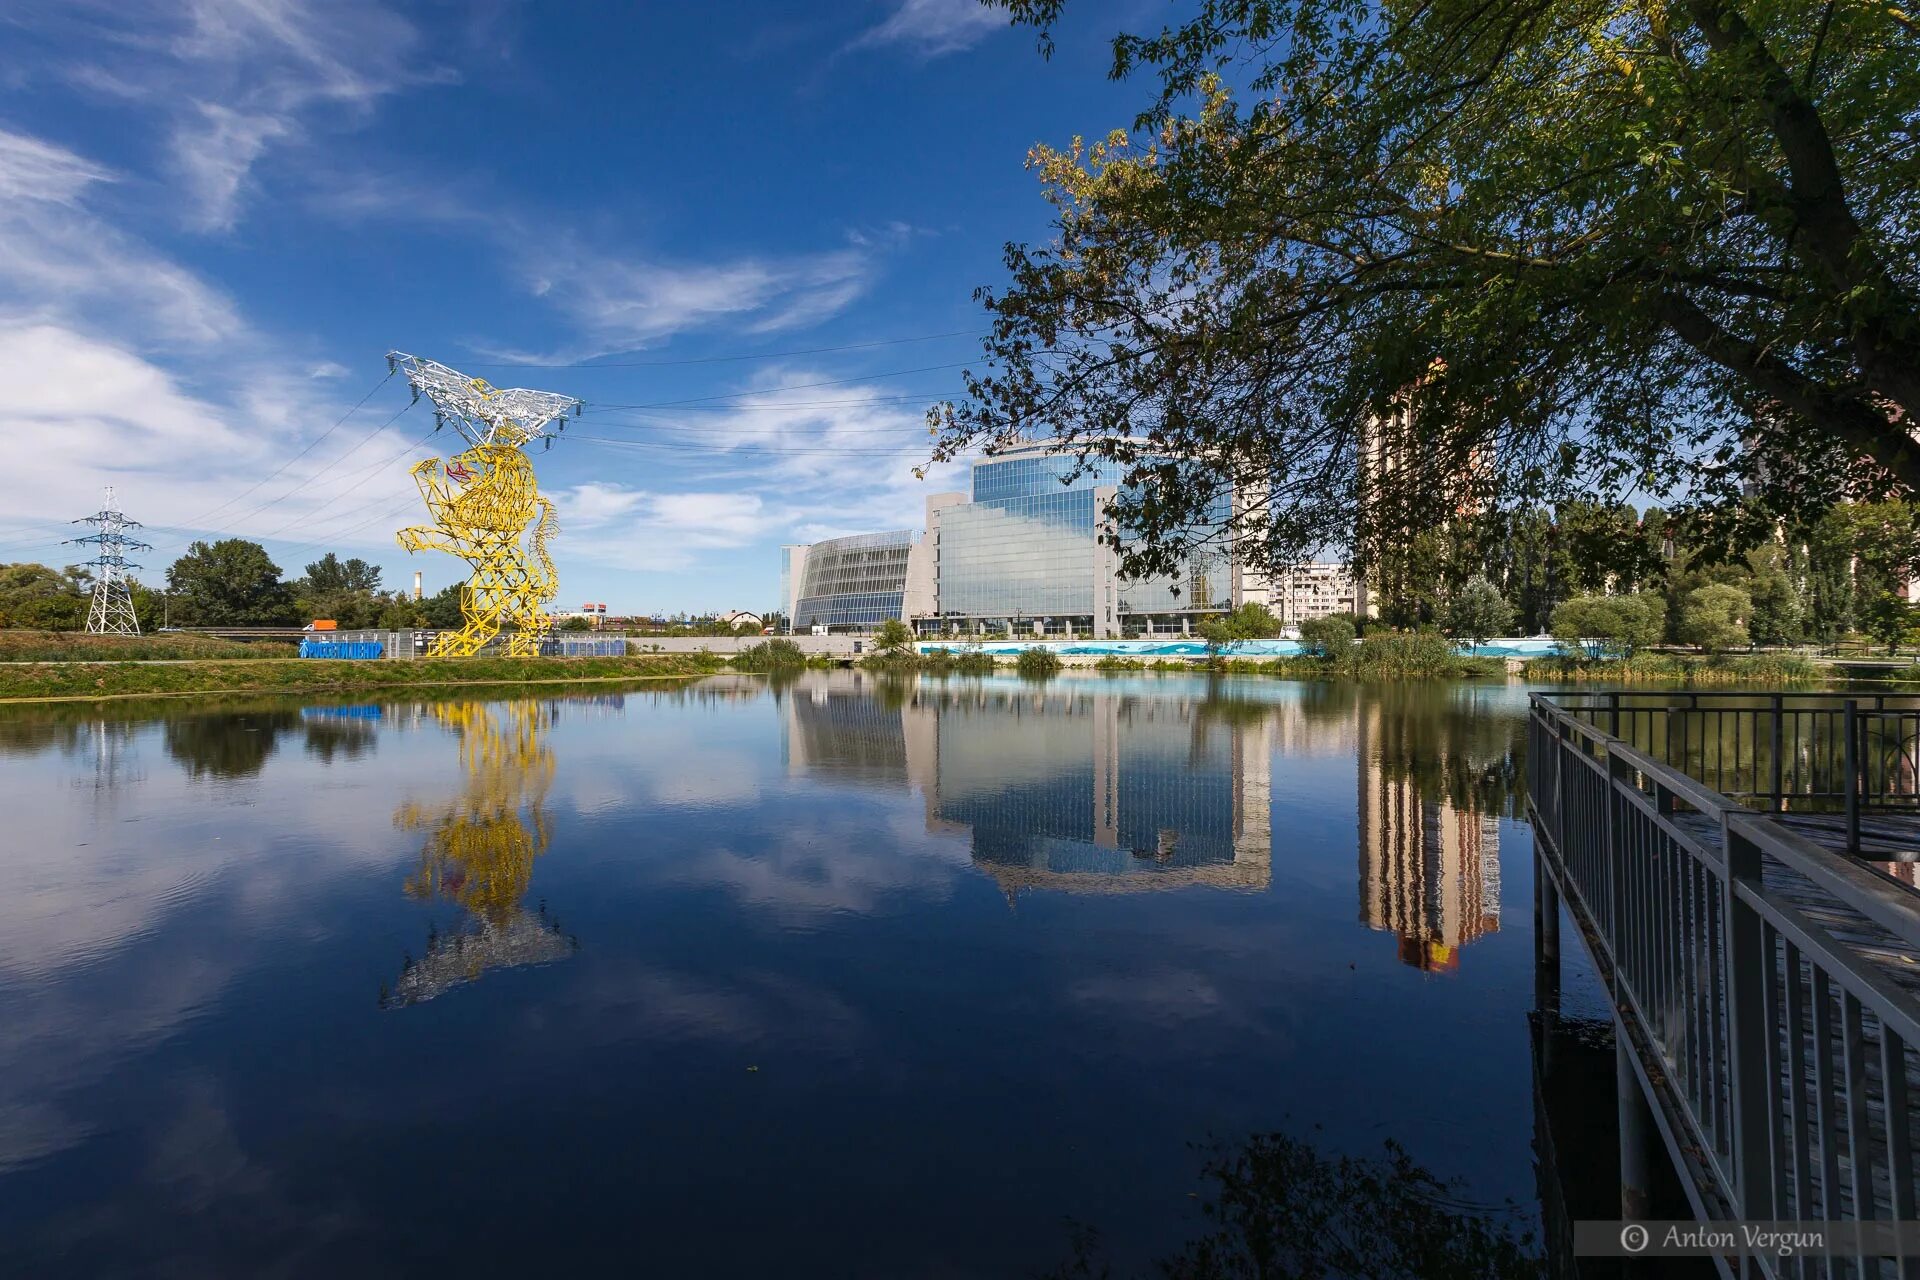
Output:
[
  {"xmin": 398, "ymin": 440, "xmax": 558, "ymax": 658},
  {"xmin": 386, "ymin": 353, "xmax": 579, "ymax": 658},
  {"xmin": 384, "ymin": 700, "xmax": 572, "ymax": 1007}
]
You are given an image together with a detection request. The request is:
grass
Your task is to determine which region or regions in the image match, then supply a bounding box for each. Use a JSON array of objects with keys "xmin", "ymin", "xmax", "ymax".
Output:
[
  {"xmin": 0, "ymin": 630, "xmax": 299, "ymax": 662},
  {"xmin": 0, "ymin": 652, "xmax": 724, "ymax": 703},
  {"xmin": 1520, "ymin": 652, "xmax": 1824, "ymax": 685}
]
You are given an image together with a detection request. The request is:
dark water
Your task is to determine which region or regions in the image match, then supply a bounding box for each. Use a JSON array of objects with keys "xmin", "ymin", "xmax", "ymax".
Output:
[{"xmin": 0, "ymin": 672, "xmax": 1608, "ymax": 1276}]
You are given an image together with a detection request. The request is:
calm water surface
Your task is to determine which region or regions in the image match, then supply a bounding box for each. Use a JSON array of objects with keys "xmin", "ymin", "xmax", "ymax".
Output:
[{"xmin": 0, "ymin": 672, "xmax": 1606, "ymax": 1276}]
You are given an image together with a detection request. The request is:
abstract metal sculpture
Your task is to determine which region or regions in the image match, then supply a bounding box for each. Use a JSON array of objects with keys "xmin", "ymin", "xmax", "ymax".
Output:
[
  {"xmin": 387, "ymin": 352, "xmax": 581, "ymax": 657},
  {"xmin": 384, "ymin": 700, "xmax": 574, "ymax": 1008},
  {"xmin": 66, "ymin": 487, "xmax": 151, "ymax": 635}
]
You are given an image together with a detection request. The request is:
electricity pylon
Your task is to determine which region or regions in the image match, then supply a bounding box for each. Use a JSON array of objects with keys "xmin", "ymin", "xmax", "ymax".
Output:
[
  {"xmin": 388, "ymin": 352, "xmax": 580, "ymax": 657},
  {"xmin": 66, "ymin": 487, "xmax": 151, "ymax": 635}
]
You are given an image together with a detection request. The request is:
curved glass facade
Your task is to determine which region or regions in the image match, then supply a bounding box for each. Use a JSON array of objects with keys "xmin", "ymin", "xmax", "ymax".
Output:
[{"xmin": 792, "ymin": 530, "xmax": 913, "ymax": 631}]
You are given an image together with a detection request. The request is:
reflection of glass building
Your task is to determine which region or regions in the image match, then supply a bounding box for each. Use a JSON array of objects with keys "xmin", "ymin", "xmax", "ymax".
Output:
[
  {"xmin": 1355, "ymin": 703, "xmax": 1501, "ymax": 971},
  {"xmin": 780, "ymin": 444, "xmax": 1267, "ymax": 636},
  {"xmin": 785, "ymin": 530, "xmax": 921, "ymax": 632},
  {"xmin": 781, "ymin": 679, "xmax": 1272, "ymax": 895}
]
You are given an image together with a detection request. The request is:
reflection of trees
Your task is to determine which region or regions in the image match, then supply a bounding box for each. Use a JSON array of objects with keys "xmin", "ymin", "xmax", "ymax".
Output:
[
  {"xmin": 300, "ymin": 709, "xmax": 380, "ymax": 763},
  {"xmin": 382, "ymin": 700, "xmax": 574, "ymax": 1007},
  {"xmin": 164, "ymin": 711, "xmax": 299, "ymax": 779},
  {"xmin": 1361, "ymin": 685, "xmax": 1526, "ymax": 820},
  {"xmin": 1044, "ymin": 1131, "xmax": 1540, "ymax": 1279}
]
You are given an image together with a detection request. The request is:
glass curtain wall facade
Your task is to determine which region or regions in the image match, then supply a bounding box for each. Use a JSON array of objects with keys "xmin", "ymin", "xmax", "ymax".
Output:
[
  {"xmin": 937, "ymin": 489, "xmax": 1098, "ymax": 621},
  {"xmin": 792, "ymin": 530, "xmax": 914, "ymax": 631},
  {"xmin": 934, "ymin": 449, "xmax": 1234, "ymax": 633}
]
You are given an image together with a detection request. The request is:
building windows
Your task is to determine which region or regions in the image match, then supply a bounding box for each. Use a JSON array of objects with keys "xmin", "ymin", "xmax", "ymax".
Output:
[{"xmin": 792, "ymin": 530, "xmax": 914, "ymax": 630}]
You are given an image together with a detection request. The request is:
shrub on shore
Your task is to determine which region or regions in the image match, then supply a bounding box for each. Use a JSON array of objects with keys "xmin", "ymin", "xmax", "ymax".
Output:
[
  {"xmin": 1016, "ymin": 647, "xmax": 1063, "ymax": 678},
  {"xmin": 732, "ymin": 639, "xmax": 807, "ymax": 672}
]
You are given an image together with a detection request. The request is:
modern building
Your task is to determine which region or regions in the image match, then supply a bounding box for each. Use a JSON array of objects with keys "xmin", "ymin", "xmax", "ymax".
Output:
[
  {"xmin": 782, "ymin": 529, "xmax": 924, "ymax": 633},
  {"xmin": 781, "ymin": 443, "xmax": 1278, "ymax": 637}
]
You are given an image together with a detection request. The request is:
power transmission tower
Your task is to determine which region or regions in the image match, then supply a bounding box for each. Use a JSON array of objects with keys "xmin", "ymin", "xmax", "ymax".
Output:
[{"xmin": 66, "ymin": 487, "xmax": 152, "ymax": 635}]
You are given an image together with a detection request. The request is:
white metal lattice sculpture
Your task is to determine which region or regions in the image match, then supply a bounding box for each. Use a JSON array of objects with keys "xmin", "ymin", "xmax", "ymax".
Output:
[{"xmin": 66, "ymin": 487, "xmax": 151, "ymax": 636}]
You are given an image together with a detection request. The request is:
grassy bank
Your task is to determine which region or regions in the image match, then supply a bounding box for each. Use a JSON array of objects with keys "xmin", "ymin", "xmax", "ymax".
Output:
[
  {"xmin": 0, "ymin": 630, "xmax": 299, "ymax": 662},
  {"xmin": 0, "ymin": 652, "xmax": 722, "ymax": 702},
  {"xmin": 1520, "ymin": 653, "xmax": 1824, "ymax": 685},
  {"xmin": 1089, "ymin": 633, "xmax": 1506, "ymax": 680}
]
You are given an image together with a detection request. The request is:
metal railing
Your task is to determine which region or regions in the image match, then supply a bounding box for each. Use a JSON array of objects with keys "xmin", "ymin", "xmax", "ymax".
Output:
[
  {"xmin": 1554, "ymin": 691, "xmax": 1920, "ymax": 854},
  {"xmin": 1530, "ymin": 694, "xmax": 1920, "ymax": 1278}
]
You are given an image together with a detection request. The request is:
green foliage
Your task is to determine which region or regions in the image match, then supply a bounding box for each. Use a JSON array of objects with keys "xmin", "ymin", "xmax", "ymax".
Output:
[
  {"xmin": 1198, "ymin": 602, "xmax": 1282, "ymax": 658},
  {"xmin": 732, "ymin": 639, "xmax": 808, "ymax": 672},
  {"xmin": 0, "ymin": 630, "xmax": 297, "ymax": 662},
  {"xmin": 1439, "ymin": 577, "xmax": 1514, "ymax": 648},
  {"xmin": 298, "ymin": 554, "xmax": 382, "ymax": 595},
  {"xmin": 1298, "ymin": 614, "xmax": 1356, "ymax": 657},
  {"xmin": 1016, "ymin": 646, "xmax": 1063, "ymax": 677},
  {"xmin": 1677, "ymin": 583, "xmax": 1753, "ymax": 653},
  {"xmin": 872, "ymin": 618, "xmax": 916, "ymax": 655},
  {"xmin": 1522, "ymin": 652, "xmax": 1820, "ymax": 685},
  {"xmin": 1550, "ymin": 593, "xmax": 1667, "ymax": 661},
  {"xmin": 0, "ymin": 563, "xmax": 90, "ymax": 630},
  {"xmin": 951, "ymin": 0, "xmax": 1920, "ymax": 577},
  {"xmin": 559, "ymin": 615, "xmax": 595, "ymax": 631},
  {"xmin": 420, "ymin": 584, "xmax": 465, "ymax": 629},
  {"xmin": 1858, "ymin": 589, "xmax": 1916, "ymax": 655},
  {"xmin": 1340, "ymin": 631, "xmax": 1458, "ymax": 680},
  {"xmin": 167, "ymin": 539, "xmax": 294, "ymax": 627}
]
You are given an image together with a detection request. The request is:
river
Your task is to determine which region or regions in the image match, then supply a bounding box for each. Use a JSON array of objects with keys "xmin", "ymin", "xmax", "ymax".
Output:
[{"xmin": 0, "ymin": 671, "xmax": 1612, "ymax": 1276}]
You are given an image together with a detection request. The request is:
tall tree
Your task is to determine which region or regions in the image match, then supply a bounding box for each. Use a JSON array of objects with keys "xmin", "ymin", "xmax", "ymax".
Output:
[
  {"xmin": 298, "ymin": 554, "xmax": 382, "ymax": 595},
  {"xmin": 167, "ymin": 540, "xmax": 294, "ymax": 627},
  {"xmin": 940, "ymin": 0, "xmax": 1920, "ymax": 576}
]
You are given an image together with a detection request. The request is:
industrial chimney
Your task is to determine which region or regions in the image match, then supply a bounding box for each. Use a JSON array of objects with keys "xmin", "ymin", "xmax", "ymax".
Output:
[{"xmin": 413, "ymin": 570, "xmax": 423, "ymax": 601}]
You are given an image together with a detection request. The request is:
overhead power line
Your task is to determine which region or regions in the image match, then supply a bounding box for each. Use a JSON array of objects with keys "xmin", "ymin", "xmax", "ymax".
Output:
[
  {"xmin": 578, "ymin": 361, "xmax": 980, "ymax": 411},
  {"xmin": 464, "ymin": 328, "xmax": 981, "ymax": 369}
]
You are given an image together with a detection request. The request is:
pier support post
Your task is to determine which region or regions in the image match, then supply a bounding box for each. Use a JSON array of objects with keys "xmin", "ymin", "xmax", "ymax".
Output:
[
  {"xmin": 1535, "ymin": 857, "xmax": 1561, "ymax": 1021},
  {"xmin": 1617, "ymin": 1026, "xmax": 1655, "ymax": 1221}
]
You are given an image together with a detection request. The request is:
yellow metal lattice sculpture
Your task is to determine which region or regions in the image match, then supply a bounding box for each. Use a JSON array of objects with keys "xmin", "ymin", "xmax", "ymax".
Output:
[
  {"xmin": 388, "ymin": 352, "xmax": 580, "ymax": 657},
  {"xmin": 384, "ymin": 699, "xmax": 574, "ymax": 1007}
]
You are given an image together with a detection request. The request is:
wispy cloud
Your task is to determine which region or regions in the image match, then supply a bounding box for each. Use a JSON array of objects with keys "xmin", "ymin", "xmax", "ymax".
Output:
[
  {"xmin": 0, "ymin": 127, "xmax": 239, "ymax": 346},
  {"xmin": 519, "ymin": 238, "xmax": 886, "ymax": 358},
  {"xmin": 25, "ymin": 0, "xmax": 449, "ymax": 231},
  {"xmin": 847, "ymin": 0, "xmax": 1005, "ymax": 58}
]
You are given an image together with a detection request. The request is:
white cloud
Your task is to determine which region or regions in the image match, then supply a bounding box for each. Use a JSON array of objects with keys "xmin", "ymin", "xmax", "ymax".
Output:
[
  {"xmin": 522, "ymin": 240, "xmax": 881, "ymax": 356},
  {"xmin": 848, "ymin": 0, "xmax": 1004, "ymax": 57},
  {"xmin": 28, "ymin": 0, "xmax": 445, "ymax": 231},
  {"xmin": 169, "ymin": 102, "xmax": 290, "ymax": 233},
  {"xmin": 0, "ymin": 127, "xmax": 240, "ymax": 346}
]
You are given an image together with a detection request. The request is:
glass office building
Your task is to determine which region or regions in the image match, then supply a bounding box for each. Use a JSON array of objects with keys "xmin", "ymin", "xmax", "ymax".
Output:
[
  {"xmin": 780, "ymin": 444, "xmax": 1266, "ymax": 636},
  {"xmin": 931, "ymin": 446, "xmax": 1238, "ymax": 635},
  {"xmin": 790, "ymin": 530, "xmax": 915, "ymax": 631}
]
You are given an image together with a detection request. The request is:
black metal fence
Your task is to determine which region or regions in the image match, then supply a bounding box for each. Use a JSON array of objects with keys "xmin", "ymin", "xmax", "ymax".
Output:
[
  {"xmin": 1553, "ymin": 691, "xmax": 1920, "ymax": 854},
  {"xmin": 1530, "ymin": 694, "xmax": 1920, "ymax": 1277}
]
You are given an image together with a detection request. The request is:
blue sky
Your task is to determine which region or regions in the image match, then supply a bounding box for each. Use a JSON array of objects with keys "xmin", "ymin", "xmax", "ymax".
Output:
[{"xmin": 0, "ymin": 0, "xmax": 1152, "ymax": 614}]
